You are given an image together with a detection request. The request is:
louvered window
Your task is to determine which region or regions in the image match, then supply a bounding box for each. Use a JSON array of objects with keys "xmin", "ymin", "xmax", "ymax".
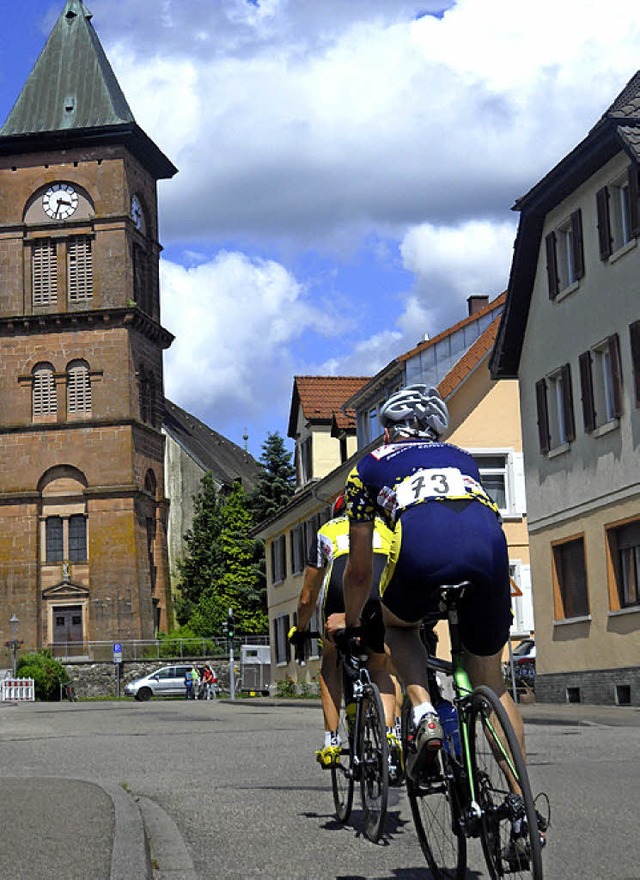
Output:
[
  {"xmin": 32, "ymin": 241, "xmax": 58, "ymax": 306},
  {"xmin": 67, "ymin": 361, "xmax": 91, "ymax": 415},
  {"xmin": 67, "ymin": 237, "xmax": 93, "ymax": 302},
  {"xmin": 33, "ymin": 365, "xmax": 57, "ymax": 417}
]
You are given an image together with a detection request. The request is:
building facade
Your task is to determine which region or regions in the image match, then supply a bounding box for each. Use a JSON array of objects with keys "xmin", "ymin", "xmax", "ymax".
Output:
[
  {"xmin": 491, "ymin": 72, "xmax": 640, "ymax": 705},
  {"xmin": 0, "ymin": 1, "xmax": 177, "ymax": 653}
]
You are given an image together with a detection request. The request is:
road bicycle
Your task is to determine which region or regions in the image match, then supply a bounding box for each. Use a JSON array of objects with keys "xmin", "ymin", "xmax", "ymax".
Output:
[
  {"xmin": 401, "ymin": 580, "xmax": 549, "ymax": 879},
  {"xmin": 294, "ymin": 628, "xmax": 389, "ymax": 843}
]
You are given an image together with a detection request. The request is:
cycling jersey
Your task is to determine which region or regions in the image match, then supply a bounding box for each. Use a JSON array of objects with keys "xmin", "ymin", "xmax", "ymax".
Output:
[
  {"xmin": 344, "ymin": 439, "xmax": 511, "ymax": 656},
  {"xmin": 308, "ymin": 514, "xmax": 392, "ymax": 653}
]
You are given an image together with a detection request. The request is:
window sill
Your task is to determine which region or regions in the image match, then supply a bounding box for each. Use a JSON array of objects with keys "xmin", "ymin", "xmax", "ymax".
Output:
[
  {"xmin": 555, "ymin": 280, "xmax": 580, "ymax": 302},
  {"xmin": 608, "ymin": 605, "xmax": 640, "ymax": 618},
  {"xmin": 547, "ymin": 443, "xmax": 570, "ymax": 459},
  {"xmin": 608, "ymin": 237, "xmax": 636, "ymax": 264},
  {"xmin": 553, "ymin": 614, "xmax": 591, "ymax": 626},
  {"xmin": 592, "ymin": 419, "xmax": 619, "ymax": 438}
]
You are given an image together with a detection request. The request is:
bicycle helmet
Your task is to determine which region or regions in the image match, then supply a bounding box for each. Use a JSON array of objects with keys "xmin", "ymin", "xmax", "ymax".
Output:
[
  {"xmin": 331, "ymin": 494, "xmax": 347, "ymax": 518},
  {"xmin": 379, "ymin": 384, "xmax": 448, "ymax": 440}
]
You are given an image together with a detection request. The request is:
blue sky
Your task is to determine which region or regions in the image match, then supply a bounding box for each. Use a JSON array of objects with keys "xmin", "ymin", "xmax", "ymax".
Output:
[{"xmin": 2, "ymin": 0, "xmax": 640, "ymax": 457}]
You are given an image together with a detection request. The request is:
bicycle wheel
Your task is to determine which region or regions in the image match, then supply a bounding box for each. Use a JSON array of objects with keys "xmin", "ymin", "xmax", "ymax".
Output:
[
  {"xmin": 470, "ymin": 685, "xmax": 543, "ymax": 880},
  {"xmin": 401, "ymin": 697, "xmax": 467, "ymax": 878},
  {"xmin": 331, "ymin": 700, "xmax": 355, "ymax": 823},
  {"xmin": 359, "ymin": 682, "xmax": 388, "ymax": 842}
]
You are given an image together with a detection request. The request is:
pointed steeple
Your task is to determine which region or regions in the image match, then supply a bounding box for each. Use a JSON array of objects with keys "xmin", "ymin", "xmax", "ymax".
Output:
[{"xmin": 1, "ymin": 0, "xmax": 134, "ymax": 136}]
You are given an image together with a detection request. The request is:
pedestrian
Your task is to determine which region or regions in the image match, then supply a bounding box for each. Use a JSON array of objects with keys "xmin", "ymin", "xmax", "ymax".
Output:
[
  {"xmin": 184, "ymin": 667, "xmax": 194, "ymax": 700},
  {"xmin": 202, "ymin": 664, "xmax": 217, "ymax": 700}
]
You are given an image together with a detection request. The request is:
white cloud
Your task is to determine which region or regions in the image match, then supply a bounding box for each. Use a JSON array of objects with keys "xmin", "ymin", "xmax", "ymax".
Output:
[{"xmin": 160, "ymin": 251, "xmax": 328, "ymax": 438}]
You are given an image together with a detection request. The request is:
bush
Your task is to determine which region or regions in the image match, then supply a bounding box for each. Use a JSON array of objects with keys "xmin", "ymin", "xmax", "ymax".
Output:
[
  {"xmin": 16, "ymin": 650, "xmax": 68, "ymax": 701},
  {"xmin": 275, "ymin": 676, "xmax": 297, "ymax": 698}
]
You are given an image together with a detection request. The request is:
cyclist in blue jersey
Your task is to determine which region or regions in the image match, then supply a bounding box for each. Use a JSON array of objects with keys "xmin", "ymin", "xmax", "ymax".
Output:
[{"xmin": 342, "ymin": 385, "xmax": 524, "ymax": 783}]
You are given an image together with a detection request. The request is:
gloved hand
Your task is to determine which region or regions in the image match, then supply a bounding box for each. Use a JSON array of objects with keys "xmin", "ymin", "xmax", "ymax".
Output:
[{"xmin": 287, "ymin": 625, "xmax": 308, "ymax": 647}]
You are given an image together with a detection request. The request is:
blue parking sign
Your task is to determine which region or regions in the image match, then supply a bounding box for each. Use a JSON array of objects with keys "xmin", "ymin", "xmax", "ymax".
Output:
[{"xmin": 113, "ymin": 642, "xmax": 123, "ymax": 663}]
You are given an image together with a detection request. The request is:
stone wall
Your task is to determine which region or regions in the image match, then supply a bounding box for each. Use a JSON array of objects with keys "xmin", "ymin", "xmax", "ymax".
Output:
[
  {"xmin": 536, "ymin": 667, "xmax": 640, "ymax": 706},
  {"xmin": 64, "ymin": 658, "xmax": 236, "ymax": 699}
]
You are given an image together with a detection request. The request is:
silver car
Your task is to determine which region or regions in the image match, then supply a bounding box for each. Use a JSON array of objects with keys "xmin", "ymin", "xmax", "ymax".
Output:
[{"xmin": 124, "ymin": 664, "xmax": 194, "ymax": 701}]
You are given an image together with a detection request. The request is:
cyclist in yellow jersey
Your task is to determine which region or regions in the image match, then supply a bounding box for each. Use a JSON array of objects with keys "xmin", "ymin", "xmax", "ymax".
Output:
[{"xmin": 289, "ymin": 496, "xmax": 399, "ymax": 775}]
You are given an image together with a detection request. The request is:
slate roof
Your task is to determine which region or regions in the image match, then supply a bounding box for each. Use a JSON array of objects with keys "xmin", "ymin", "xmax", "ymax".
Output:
[
  {"xmin": 287, "ymin": 376, "xmax": 368, "ymax": 438},
  {"xmin": 163, "ymin": 399, "xmax": 259, "ymax": 490},
  {"xmin": 0, "ymin": 0, "xmax": 176, "ymax": 178},
  {"xmin": 490, "ymin": 71, "xmax": 640, "ymax": 379}
]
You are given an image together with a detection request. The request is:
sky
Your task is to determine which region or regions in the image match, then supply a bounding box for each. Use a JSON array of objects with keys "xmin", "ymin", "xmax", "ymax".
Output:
[{"xmin": 2, "ymin": 0, "xmax": 640, "ymax": 458}]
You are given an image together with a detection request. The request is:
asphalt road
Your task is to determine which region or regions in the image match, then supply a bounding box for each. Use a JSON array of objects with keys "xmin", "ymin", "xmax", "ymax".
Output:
[{"xmin": 0, "ymin": 698, "xmax": 638, "ymax": 879}]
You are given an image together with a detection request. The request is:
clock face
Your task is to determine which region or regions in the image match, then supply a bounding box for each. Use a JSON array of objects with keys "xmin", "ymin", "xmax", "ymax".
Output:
[
  {"xmin": 42, "ymin": 183, "xmax": 78, "ymax": 220},
  {"xmin": 131, "ymin": 195, "xmax": 144, "ymax": 231}
]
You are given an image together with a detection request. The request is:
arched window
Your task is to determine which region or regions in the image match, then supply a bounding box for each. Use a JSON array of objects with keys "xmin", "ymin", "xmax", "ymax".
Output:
[
  {"xmin": 33, "ymin": 363, "xmax": 57, "ymax": 417},
  {"xmin": 67, "ymin": 360, "xmax": 91, "ymax": 415}
]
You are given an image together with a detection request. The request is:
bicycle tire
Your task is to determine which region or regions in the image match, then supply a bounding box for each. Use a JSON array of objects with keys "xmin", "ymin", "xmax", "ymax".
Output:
[
  {"xmin": 331, "ymin": 700, "xmax": 355, "ymax": 823},
  {"xmin": 470, "ymin": 685, "xmax": 543, "ymax": 880},
  {"xmin": 359, "ymin": 682, "xmax": 388, "ymax": 842},
  {"xmin": 401, "ymin": 697, "xmax": 467, "ymax": 878}
]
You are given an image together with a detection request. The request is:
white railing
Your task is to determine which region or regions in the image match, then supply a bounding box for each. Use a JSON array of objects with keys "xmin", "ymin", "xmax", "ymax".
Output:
[
  {"xmin": 1, "ymin": 678, "xmax": 35, "ymax": 701},
  {"xmin": 45, "ymin": 634, "xmax": 269, "ymax": 662}
]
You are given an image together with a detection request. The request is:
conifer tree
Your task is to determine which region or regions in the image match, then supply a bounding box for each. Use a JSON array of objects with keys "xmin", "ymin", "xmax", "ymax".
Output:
[{"xmin": 248, "ymin": 431, "xmax": 296, "ymax": 524}]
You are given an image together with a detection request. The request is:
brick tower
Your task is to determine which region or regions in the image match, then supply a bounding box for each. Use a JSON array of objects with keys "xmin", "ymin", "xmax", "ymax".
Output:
[{"xmin": 0, "ymin": 0, "xmax": 177, "ymax": 654}]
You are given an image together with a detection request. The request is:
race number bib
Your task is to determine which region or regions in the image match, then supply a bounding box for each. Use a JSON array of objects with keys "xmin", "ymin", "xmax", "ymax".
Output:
[{"xmin": 395, "ymin": 467, "xmax": 467, "ymax": 509}]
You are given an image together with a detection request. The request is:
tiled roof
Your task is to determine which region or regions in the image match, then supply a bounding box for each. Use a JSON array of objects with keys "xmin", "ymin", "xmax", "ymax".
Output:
[
  {"xmin": 617, "ymin": 125, "xmax": 640, "ymax": 162},
  {"xmin": 599, "ymin": 71, "xmax": 640, "ymax": 123},
  {"xmin": 398, "ymin": 292, "xmax": 506, "ymax": 364},
  {"xmin": 163, "ymin": 399, "xmax": 259, "ymax": 490},
  {"xmin": 438, "ymin": 312, "xmax": 502, "ymax": 398},
  {"xmin": 288, "ymin": 376, "xmax": 368, "ymax": 437}
]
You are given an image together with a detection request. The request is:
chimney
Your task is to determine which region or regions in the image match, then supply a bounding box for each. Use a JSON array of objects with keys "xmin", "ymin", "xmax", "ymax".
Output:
[{"xmin": 467, "ymin": 295, "xmax": 489, "ymax": 316}]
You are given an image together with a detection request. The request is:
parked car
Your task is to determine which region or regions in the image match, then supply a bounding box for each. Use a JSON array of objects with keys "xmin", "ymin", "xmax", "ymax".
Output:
[
  {"xmin": 124, "ymin": 664, "xmax": 194, "ymax": 701},
  {"xmin": 504, "ymin": 639, "xmax": 536, "ymax": 691},
  {"xmin": 512, "ymin": 638, "xmax": 536, "ymax": 662}
]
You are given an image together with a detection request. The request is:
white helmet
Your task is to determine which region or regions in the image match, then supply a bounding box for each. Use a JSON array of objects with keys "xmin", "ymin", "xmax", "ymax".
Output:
[{"xmin": 379, "ymin": 384, "xmax": 448, "ymax": 440}]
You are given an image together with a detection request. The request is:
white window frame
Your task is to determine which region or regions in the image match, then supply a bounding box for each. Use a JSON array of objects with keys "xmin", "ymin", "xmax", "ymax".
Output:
[
  {"xmin": 509, "ymin": 562, "xmax": 534, "ymax": 636},
  {"xmin": 549, "ymin": 369, "xmax": 569, "ymax": 448},
  {"xmin": 609, "ymin": 173, "xmax": 632, "ymax": 253},
  {"xmin": 556, "ymin": 218, "xmax": 577, "ymax": 290},
  {"xmin": 471, "ymin": 449, "xmax": 526, "ymax": 519},
  {"xmin": 593, "ymin": 341, "xmax": 617, "ymax": 426}
]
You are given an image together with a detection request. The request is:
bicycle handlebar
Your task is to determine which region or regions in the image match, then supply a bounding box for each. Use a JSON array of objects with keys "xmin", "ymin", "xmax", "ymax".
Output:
[{"xmin": 288, "ymin": 628, "xmax": 321, "ymax": 666}]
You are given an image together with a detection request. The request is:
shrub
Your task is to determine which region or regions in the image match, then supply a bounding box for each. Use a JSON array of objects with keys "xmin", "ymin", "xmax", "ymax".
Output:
[
  {"xmin": 16, "ymin": 650, "xmax": 68, "ymax": 701},
  {"xmin": 275, "ymin": 676, "xmax": 297, "ymax": 698}
]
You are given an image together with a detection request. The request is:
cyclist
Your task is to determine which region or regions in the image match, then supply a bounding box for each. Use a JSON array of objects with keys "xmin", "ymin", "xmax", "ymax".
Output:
[
  {"xmin": 342, "ymin": 384, "xmax": 524, "ymax": 785},
  {"xmin": 289, "ymin": 495, "xmax": 400, "ymax": 778}
]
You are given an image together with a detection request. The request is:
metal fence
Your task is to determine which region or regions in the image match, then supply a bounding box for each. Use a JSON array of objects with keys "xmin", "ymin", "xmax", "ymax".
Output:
[{"xmin": 38, "ymin": 635, "xmax": 270, "ymax": 663}]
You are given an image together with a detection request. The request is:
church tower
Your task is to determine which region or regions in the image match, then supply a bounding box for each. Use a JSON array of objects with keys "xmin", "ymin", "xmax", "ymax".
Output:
[{"xmin": 0, "ymin": 0, "xmax": 177, "ymax": 653}]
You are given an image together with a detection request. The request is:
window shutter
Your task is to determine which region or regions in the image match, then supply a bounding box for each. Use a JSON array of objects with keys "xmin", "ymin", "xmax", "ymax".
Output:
[
  {"xmin": 545, "ymin": 232, "xmax": 559, "ymax": 299},
  {"xmin": 561, "ymin": 363, "xmax": 575, "ymax": 442},
  {"xmin": 579, "ymin": 350, "xmax": 596, "ymax": 433},
  {"xmin": 32, "ymin": 240, "xmax": 58, "ymax": 306},
  {"xmin": 571, "ymin": 209, "xmax": 584, "ymax": 280},
  {"xmin": 67, "ymin": 237, "xmax": 93, "ymax": 302},
  {"xmin": 596, "ymin": 186, "xmax": 612, "ymax": 260},
  {"xmin": 511, "ymin": 452, "xmax": 527, "ymax": 516},
  {"xmin": 629, "ymin": 166, "xmax": 640, "ymax": 237},
  {"xmin": 535, "ymin": 379, "xmax": 550, "ymax": 454},
  {"xmin": 630, "ymin": 320, "xmax": 640, "ymax": 407},
  {"xmin": 608, "ymin": 333, "xmax": 623, "ymax": 418}
]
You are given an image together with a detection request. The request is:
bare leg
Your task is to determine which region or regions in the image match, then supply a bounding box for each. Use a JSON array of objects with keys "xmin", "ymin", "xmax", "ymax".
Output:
[
  {"xmin": 319, "ymin": 642, "xmax": 342, "ymax": 733},
  {"xmin": 382, "ymin": 605, "xmax": 434, "ymax": 708},
  {"xmin": 367, "ymin": 650, "xmax": 396, "ymax": 726},
  {"xmin": 464, "ymin": 650, "xmax": 526, "ymax": 759}
]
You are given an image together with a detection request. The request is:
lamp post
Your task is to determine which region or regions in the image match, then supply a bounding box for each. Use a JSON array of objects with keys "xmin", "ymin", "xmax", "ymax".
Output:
[{"xmin": 9, "ymin": 614, "xmax": 20, "ymax": 678}]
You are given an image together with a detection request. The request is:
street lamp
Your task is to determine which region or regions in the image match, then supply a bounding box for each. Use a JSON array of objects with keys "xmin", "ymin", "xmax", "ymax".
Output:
[{"xmin": 9, "ymin": 614, "xmax": 20, "ymax": 678}]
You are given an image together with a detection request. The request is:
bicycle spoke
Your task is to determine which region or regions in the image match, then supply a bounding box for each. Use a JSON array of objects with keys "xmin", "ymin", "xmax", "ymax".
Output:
[
  {"xmin": 331, "ymin": 701, "xmax": 354, "ymax": 823},
  {"xmin": 359, "ymin": 685, "xmax": 388, "ymax": 843},
  {"xmin": 403, "ymin": 698, "xmax": 467, "ymax": 878},
  {"xmin": 470, "ymin": 686, "xmax": 543, "ymax": 880}
]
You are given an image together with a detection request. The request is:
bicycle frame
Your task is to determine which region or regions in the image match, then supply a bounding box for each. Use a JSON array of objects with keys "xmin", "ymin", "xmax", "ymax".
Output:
[{"xmin": 427, "ymin": 584, "xmax": 524, "ymax": 830}]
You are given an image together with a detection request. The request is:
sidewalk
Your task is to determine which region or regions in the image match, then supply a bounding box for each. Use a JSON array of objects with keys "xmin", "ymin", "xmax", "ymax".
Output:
[
  {"xmin": 0, "ymin": 776, "xmax": 151, "ymax": 880},
  {"xmin": 518, "ymin": 699, "xmax": 640, "ymax": 727}
]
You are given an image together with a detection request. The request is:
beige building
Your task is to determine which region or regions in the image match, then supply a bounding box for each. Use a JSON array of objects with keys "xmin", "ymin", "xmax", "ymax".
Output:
[
  {"xmin": 262, "ymin": 295, "xmax": 532, "ymax": 686},
  {"xmin": 491, "ymin": 72, "xmax": 640, "ymax": 705}
]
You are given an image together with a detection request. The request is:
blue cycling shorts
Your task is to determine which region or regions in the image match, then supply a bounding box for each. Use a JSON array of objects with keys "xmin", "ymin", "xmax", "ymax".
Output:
[{"xmin": 380, "ymin": 499, "xmax": 511, "ymax": 656}]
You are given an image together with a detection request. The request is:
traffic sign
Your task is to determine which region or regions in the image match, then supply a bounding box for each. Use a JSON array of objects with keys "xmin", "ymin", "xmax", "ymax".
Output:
[{"xmin": 113, "ymin": 642, "xmax": 123, "ymax": 664}]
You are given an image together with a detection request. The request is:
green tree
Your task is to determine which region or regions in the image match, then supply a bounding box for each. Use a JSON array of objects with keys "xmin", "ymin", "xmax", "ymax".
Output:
[
  {"xmin": 17, "ymin": 650, "xmax": 68, "ymax": 701},
  {"xmin": 248, "ymin": 431, "xmax": 296, "ymax": 524},
  {"xmin": 177, "ymin": 476, "xmax": 267, "ymax": 635},
  {"xmin": 175, "ymin": 472, "xmax": 225, "ymax": 625}
]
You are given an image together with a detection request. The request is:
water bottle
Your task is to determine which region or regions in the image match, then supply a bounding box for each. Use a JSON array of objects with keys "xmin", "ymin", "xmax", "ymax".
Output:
[
  {"xmin": 345, "ymin": 701, "xmax": 356, "ymax": 734},
  {"xmin": 436, "ymin": 699, "xmax": 460, "ymax": 758}
]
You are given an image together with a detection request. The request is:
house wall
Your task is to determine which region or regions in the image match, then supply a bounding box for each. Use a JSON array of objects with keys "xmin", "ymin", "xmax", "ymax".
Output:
[{"xmin": 517, "ymin": 148, "xmax": 640, "ymax": 702}]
